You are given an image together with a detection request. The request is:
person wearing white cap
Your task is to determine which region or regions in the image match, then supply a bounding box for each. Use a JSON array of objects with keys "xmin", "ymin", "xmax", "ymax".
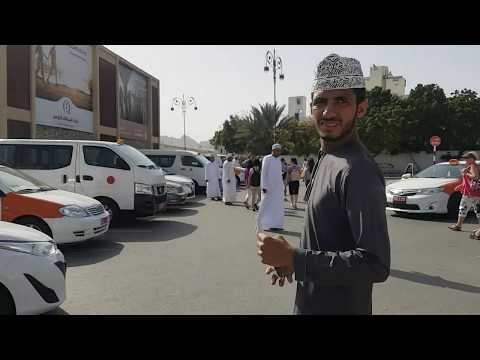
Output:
[
  {"xmin": 222, "ymin": 154, "xmax": 236, "ymax": 205},
  {"xmin": 257, "ymin": 54, "xmax": 391, "ymax": 315},
  {"xmin": 257, "ymin": 143, "xmax": 284, "ymax": 231},
  {"xmin": 205, "ymin": 156, "xmax": 222, "ymax": 201}
]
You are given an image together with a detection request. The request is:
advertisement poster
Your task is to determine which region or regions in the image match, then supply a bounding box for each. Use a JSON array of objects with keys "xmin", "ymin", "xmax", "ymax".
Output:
[
  {"xmin": 118, "ymin": 62, "xmax": 147, "ymax": 141},
  {"xmin": 34, "ymin": 45, "xmax": 93, "ymax": 133}
]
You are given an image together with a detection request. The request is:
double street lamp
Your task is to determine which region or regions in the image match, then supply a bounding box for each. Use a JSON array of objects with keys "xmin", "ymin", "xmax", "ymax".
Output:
[
  {"xmin": 171, "ymin": 94, "xmax": 198, "ymax": 150},
  {"xmin": 264, "ymin": 48, "xmax": 285, "ymax": 143}
]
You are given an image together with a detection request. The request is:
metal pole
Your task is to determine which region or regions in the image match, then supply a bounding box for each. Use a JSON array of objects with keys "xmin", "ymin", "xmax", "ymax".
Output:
[
  {"xmin": 182, "ymin": 94, "xmax": 186, "ymax": 151},
  {"xmin": 433, "ymin": 145, "xmax": 437, "ymax": 164},
  {"xmin": 273, "ymin": 48, "xmax": 277, "ymax": 144}
]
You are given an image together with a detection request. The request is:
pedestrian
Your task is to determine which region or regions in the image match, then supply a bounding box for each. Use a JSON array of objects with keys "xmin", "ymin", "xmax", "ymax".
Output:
[
  {"xmin": 256, "ymin": 53, "xmax": 391, "ymax": 315},
  {"xmin": 257, "ymin": 144, "xmax": 284, "ymax": 231},
  {"xmin": 281, "ymin": 158, "xmax": 288, "ymax": 199},
  {"xmin": 233, "ymin": 156, "xmax": 241, "ymax": 189},
  {"xmin": 205, "ymin": 156, "xmax": 222, "ymax": 201},
  {"xmin": 222, "ymin": 154, "xmax": 236, "ymax": 205},
  {"xmin": 246, "ymin": 158, "xmax": 262, "ymax": 211},
  {"xmin": 287, "ymin": 158, "xmax": 302, "ymax": 209},
  {"xmin": 448, "ymin": 152, "xmax": 480, "ymax": 234},
  {"xmin": 243, "ymin": 155, "xmax": 254, "ymax": 206}
]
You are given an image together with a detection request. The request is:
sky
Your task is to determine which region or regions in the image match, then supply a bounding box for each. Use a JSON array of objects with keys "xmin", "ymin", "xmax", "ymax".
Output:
[{"xmin": 106, "ymin": 45, "xmax": 480, "ymax": 143}]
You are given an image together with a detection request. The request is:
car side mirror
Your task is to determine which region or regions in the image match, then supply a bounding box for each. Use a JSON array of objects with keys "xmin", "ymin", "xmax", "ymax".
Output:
[{"xmin": 401, "ymin": 173, "xmax": 412, "ymax": 180}]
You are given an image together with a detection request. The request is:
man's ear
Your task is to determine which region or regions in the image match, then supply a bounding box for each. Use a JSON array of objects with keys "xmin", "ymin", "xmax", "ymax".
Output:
[{"xmin": 356, "ymin": 99, "xmax": 368, "ymax": 118}]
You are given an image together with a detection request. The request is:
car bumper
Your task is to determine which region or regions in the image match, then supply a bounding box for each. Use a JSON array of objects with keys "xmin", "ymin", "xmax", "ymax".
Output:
[
  {"xmin": 4, "ymin": 249, "xmax": 66, "ymax": 315},
  {"xmin": 167, "ymin": 192, "xmax": 187, "ymax": 205},
  {"xmin": 135, "ymin": 193, "xmax": 167, "ymax": 217},
  {"xmin": 385, "ymin": 192, "xmax": 449, "ymax": 214},
  {"xmin": 45, "ymin": 212, "xmax": 110, "ymax": 244}
]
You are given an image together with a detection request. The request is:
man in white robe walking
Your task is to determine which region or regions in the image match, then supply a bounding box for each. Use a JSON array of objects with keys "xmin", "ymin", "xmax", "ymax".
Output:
[
  {"xmin": 257, "ymin": 144, "xmax": 284, "ymax": 230},
  {"xmin": 222, "ymin": 154, "xmax": 236, "ymax": 205},
  {"xmin": 205, "ymin": 157, "xmax": 221, "ymax": 201}
]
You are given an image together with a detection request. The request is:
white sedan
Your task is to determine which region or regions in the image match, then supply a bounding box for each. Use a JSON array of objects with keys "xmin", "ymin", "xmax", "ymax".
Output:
[
  {"xmin": 386, "ymin": 160, "xmax": 471, "ymax": 217},
  {"xmin": 0, "ymin": 221, "xmax": 66, "ymax": 315}
]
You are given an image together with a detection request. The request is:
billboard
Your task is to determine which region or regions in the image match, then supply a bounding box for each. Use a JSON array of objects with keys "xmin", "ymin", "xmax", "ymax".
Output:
[
  {"xmin": 118, "ymin": 62, "xmax": 147, "ymax": 141},
  {"xmin": 35, "ymin": 45, "xmax": 93, "ymax": 133}
]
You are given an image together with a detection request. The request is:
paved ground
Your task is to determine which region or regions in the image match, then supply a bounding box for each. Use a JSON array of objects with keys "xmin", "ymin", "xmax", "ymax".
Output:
[{"xmin": 48, "ymin": 183, "xmax": 480, "ymax": 315}]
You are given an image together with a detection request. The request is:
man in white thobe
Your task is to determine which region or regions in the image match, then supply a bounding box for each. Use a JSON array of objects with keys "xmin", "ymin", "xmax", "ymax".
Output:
[
  {"xmin": 205, "ymin": 158, "xmax": 221, "ymax": 201},
  {"xmin": 222, "ymin": 154, "xmax": 236, "ymax": 205},
  {"xmin": 257, "ymin": 144, "xmax": 284, "ymax": 231}
]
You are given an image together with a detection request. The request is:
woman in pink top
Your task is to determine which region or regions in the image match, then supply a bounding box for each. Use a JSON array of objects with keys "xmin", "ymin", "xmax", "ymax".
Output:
[{"xmin": 448, "ymin": 152, "xmax": 480, "ymax": 237}]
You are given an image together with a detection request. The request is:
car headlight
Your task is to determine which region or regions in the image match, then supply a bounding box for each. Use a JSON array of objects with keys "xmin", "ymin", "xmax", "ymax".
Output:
[
  {"xmin": 0, "ymin": 241, "xmax": 57, "ymax": 257},
  {"xmin": 59, "ymin": 205, "xmax": 89, "ymax": 217},
  {"xmin": 416, "ymin": 188, "xmax": 442, "ymax": 195},
  {"xmin": 135, "ymin": 183, "xmax": 154, "ymax": 195},
  {"xmin": 166, "ymin": 184, "xmax": 178, "ymax": 193}
]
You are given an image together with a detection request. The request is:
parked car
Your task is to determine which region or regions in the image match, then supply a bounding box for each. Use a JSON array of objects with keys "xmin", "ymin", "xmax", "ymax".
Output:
[
  {"xmin": 164, "ymin": 173, "xmax": 195, "ymax": 201},
  {"xmin": 0, "ymin": 221, "xmax": 66, "ymax": 314},
  {"xmin": 386, "ymin": 159, "xmax": 476, "ymax": 218},
  {"xmin": 166, "ymin": 181, "xmax": 188, "ymax": 205},
  {"xmin": 140, "ymin": 149, "xmax": 210, "ymax": 194},
  {"xmin": 0, "ymin": 139, "xmax": 167, "ymax": 225},
  {"xmin": 0, "ymin": 165, "xmax": 110, "ymax": 244}
]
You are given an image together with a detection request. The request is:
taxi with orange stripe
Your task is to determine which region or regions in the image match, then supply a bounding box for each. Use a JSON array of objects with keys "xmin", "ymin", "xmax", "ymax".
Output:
[
  {"xmin": 386, "ymin": 159, "xmax": 476, "ymax": 218},
  {"xmin": 0, "ymin": 165, "xmax": 109, "ymax": 244}
]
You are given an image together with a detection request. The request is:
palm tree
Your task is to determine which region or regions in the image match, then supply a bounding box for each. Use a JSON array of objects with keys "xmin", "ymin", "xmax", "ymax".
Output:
[{"xmin": 242, "ymin": 103, "xmax": 292, "ymax": 155}]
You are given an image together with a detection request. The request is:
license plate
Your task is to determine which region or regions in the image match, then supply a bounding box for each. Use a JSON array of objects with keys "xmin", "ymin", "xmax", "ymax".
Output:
[
  {"xmin": 393, "ymin": 196, "xmax": 407, "ymax": 204},
  {"xmin": 100, "ymin": 216, "xmax": 109, "ymax": 225}
]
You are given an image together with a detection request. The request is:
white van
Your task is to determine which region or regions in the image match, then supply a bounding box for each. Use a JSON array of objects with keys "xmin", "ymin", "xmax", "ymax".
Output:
[
  {"xmin": 140, "ymin": 149, "xmax": 210, "ymax": 193},
  {"xmin": 0, "ymin": 140, "xmax": 167, "ymax": 225}
]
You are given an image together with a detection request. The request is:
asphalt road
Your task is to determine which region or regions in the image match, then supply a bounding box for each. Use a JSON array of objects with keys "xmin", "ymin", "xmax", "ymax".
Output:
[{"xmin": 48, "ymin": 182, "xmax": 480, "ymax": 315}]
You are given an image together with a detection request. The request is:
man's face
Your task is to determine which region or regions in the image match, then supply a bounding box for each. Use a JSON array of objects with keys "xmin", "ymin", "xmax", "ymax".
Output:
[
  {"xmin": 227, "ymin": 157, "xmax": 233, "ymax": 162},
  {"xmin": 272, "ymin": 149, "xmax": 281, "ymax": 157},
  {"xmin": 311, "ymin": 89, "xmax": 368, "ymax": 141}
]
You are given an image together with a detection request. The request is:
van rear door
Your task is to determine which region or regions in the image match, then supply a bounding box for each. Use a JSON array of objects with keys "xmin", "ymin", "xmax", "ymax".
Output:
[{"xmin": 76, "ymin": 144, "xmax": 135, "ymax": 211}]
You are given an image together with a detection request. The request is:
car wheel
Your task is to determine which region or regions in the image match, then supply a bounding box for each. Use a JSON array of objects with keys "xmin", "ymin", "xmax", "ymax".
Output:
[
  {"xmin": 447, "ymin": 192, "xmax": 462, "ymax": 219},
  {"xmin": 14, "ymin": 217, "xmax": 52, "ymax": 238},
  {"xmin": 97, "ymin": 198, "xmax": 120, "ymax": 226},
  {"xmin": 0, "ymin": 284, "xmax": 16, "ymax": 315}
]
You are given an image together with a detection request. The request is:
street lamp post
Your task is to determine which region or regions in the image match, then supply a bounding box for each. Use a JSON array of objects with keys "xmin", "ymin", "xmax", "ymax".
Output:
[
  {"xmin": 171, "ymin": 94, "xmax": 198, "ymax": 150},
  {"xmin": 264, "ymin": 48, "xmax": 285, "ymax": 143}
]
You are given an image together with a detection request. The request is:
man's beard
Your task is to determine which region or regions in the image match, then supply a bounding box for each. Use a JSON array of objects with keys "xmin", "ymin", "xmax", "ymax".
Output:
[{"xmin": 316, "ymin": 115, "xmax": 356, "ymax": 142}]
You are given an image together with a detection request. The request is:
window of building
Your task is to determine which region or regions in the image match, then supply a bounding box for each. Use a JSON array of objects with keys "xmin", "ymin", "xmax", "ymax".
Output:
[
  {"xmin": 7, "ymin": 46, "xmax": 31, "ymax": 110},
  {"xmin": 83, "ymin": 146, "xmax": 130, "ymax": 170},
  {"xmin": 296, "ymin": 98, "xmax": 301, "ymax": 105},
  {"xmin": 7, "ymin": 120, "xmax": 31, "ymax": 139}
]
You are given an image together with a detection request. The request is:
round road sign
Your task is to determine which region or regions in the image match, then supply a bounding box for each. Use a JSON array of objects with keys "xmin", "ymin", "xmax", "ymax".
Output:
[{"xmin": 430, "ymin": 136, "xmax": 441, "ymax": 147}]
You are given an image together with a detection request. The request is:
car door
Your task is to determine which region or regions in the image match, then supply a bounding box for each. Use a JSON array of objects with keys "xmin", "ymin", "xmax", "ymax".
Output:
[
  {"xmin": 180, "ymin": 155, "xmax": 204, "ymax": 185},
  {"xmin": 76, "ymin": 144, "xmax": 135, "ymax": 211}
]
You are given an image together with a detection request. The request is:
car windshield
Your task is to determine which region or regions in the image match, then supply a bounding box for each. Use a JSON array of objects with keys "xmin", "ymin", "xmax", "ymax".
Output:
[
  {"xmin": 196, "ymin": 155, "xmax": 210, "ymax": 167},
  {"xmin": 115, "ymin": 145, "xmax": 157, "ymax": 169},
  {"xmin": 0, "ymin": 166, "xmax": 54, "ymax": 193},
  {"xmin": 415, "ymin": 164, "xmax": 462, "ymax": 179}
]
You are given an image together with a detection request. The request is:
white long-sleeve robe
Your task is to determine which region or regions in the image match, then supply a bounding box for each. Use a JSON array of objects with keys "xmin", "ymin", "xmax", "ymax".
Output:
[
  {"xmin": 257, "ymin": 154, "xmax": 284, "ymax": 230},
  {"xmin": 205, "ymin": 161, "xmax": 221, "ymax": 198},
  {"xmin": 222, "ymin": 160, "xmax": 236, "ymax": 203}
]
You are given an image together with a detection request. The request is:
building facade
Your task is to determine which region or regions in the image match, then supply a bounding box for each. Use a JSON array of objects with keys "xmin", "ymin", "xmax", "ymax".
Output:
[
  {"xmin": 288, "ymin": 96, "xmax": 307, "ymax": 120},
  {"xmin": 0, "ymin": 45, "xmax": 160, "ymax": 149},
  {"xmin": 364, "ymin": 64, "xmax": 406, "ymax": 97}
]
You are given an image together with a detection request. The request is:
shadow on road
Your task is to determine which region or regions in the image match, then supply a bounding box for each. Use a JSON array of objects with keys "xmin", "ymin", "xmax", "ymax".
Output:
[
  {"xmin": 390, "ymin": 269, "xmax": 480, "ymax": 294},
  {"xmin": 59, "ymin": 239, "xmax": 124, "ymax": 267},
  {"xmin": 175, "ymin": 201, "xmax": 206, "ymax": 208},
  {"xmin": 108, "ymin": 219, "xmax": 197, "ymax": 243},
  {"xmin": 161, "ymin": 208, "xmax": 199, "ymax": 217},
  {"xmin": 44, "ymin": 307, "xmax": 70, "ymax": 315}
]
